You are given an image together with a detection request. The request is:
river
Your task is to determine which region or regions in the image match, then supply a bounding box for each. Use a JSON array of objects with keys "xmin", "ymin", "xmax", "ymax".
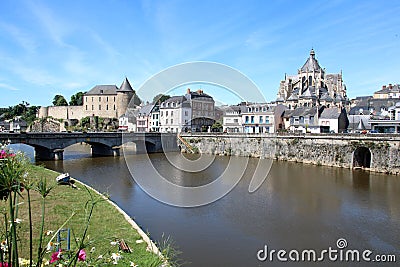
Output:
[{"xmin": 11, "ymin": 144, "xmax": 400, "ymax": 266}]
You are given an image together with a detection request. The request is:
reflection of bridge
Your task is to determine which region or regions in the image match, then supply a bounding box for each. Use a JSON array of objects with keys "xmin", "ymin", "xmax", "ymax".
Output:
[{"xmin": 0, "ymin": 132, "xmax": 178, "ymax": 160}]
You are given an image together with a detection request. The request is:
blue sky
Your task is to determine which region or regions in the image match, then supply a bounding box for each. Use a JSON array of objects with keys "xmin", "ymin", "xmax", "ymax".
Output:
[{"xmin": 0, "ymin": 0, "xmax": 399, "ymax": 107}]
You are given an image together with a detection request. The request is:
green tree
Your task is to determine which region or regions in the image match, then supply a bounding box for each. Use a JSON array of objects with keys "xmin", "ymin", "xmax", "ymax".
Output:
[
  {"xmin": 69, "ymin": 92, "xmax": 85, "ymax": 106},
  {"xmin": 80, "ymin": 116, "xmax": 90, "ymax": 128},
  {"xmin": 211, "ymin": 121, "xmax": 223, "ymax": 132},
  {"xmin": 52, "ymin": 95, "xmax": 68, "ymax": 106},
  {"xmin": 2, "ymin": 101, "xmax": 38, "ymax": 124},
  {"xmin": 152, "ymin": 94, "xmax": 171, "ymax": 104}
]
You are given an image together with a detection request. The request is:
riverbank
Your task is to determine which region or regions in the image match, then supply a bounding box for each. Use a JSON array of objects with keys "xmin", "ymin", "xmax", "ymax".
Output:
[
  {"xmin": 0, "ymin": 164, "xmax": 166, "ymax": 266},
  {"xmin": 178, "ymin": 133, "xmax": 400, "ymax": 175}
]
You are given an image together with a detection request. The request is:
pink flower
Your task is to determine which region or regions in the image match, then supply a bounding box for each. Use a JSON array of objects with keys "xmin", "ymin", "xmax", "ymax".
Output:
[
  {"xmin": 78, "ymin": 249, "xmax": 86, "ymax": 261},
  {"xmin": 0, "ymin": 262, "xmax": 9, "ymax": 267},
  {"xmin": 50, "ymin": 250, "xmax": 61, "ymax": 263}
]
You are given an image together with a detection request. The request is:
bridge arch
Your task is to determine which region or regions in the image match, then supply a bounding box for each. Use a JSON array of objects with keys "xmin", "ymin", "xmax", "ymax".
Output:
[
  {"xmin": 353, "ymin": 147, "xmax": 372, "ymax": 168},
  {"xmin": 120, "ymin": 139, "xmax": 157, "ymax": 153}
]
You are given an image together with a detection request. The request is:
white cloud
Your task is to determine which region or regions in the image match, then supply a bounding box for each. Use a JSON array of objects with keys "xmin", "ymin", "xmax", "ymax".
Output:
[{"xmin": 0, "ymin": 83, "xmax": 19, "ymax": 91}]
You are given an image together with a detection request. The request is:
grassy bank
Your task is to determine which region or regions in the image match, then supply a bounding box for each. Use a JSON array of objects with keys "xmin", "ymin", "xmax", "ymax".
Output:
[{"xmin": 1, "ymin": 164, "xmax": 167, "ymax": 266}]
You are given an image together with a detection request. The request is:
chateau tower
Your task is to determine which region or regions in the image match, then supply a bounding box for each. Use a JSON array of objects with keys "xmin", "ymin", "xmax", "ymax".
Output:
[{"xmin": 116, "ymin": 77, "xmax": 135, "ymax": 118}]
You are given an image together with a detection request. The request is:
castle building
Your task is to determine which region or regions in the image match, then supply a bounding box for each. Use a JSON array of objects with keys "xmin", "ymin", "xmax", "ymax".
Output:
[
  {"xmin": 38, "ymin": 78, "xmax": 136, "ymax": 121},
  {"xmin": 276, "ymin": 49, "xmax": 349, "ymax": 109}
]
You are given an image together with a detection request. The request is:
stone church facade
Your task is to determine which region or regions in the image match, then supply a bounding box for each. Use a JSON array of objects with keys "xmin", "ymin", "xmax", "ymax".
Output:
[{"xmin": 276, "ymin": 49, "xmax": 349, "ymax": 110}]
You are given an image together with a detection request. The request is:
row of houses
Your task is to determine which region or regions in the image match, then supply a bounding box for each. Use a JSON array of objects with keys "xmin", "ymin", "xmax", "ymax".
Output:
[
  {"xmin": 118, "ymin": 88, "xmax": 216, "ymax": 133},
  {"xmin": 0, "ymin": 116, "xmax": 28, "ymax": 132},
  {"xmin": 222, "ymin": 103, "xmax": 348, "ymax": 134}
]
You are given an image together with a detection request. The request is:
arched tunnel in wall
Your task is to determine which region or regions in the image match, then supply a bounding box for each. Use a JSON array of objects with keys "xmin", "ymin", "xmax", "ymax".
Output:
[{"xmin": 353, "ymin": 147, "xmax": 372, "ymax": 168}]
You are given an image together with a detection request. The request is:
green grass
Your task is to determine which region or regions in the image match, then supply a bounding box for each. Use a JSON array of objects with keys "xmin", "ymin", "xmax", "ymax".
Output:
[{"xmin": 1, "ymin": 165, "xmax": 166, "ymax": 266}]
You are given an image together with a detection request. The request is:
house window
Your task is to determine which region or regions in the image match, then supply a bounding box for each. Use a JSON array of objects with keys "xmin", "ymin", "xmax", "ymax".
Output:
[
  {"xmin": 234, "ymin": 119, "xmax": 238, "ymax": 123},
  {"xmin": 114, "ymin": 97, "xmax": 116, "ymax": 101},
  {"xmin": 99, "ymin": 105, "xmax": 101, "ymax": 110},
  {"xmin": 161, "ymin": 111, "xmax": 163, "ymax": 116},
  {"xmin": 166, "ymin": 111, "xmax": 169, "ymax": 116},
  {"xmin": 106, "ymin": 105, "xmax": 108, "ymax": 110},
  {"xmin": 245, "ymin": 116, "xmax": 249, "ymax": 123},
  {"xmin": 171, "ymin": 119, "xmax": 173, "ymax": 124},
  {"xmin": 92, "ymin": 105, "xmax": 94, "ymax": 110},
  {"xmin": 166, "ymin": 119, "xmax": 168, "ymax": 124},
  {"xmin": 107, "ymin": 96, "xmax": 109, "ymax": 101},
  {"xmin": 299, "ymin": 116, "xmax": 304, "ymax": 123},
  {"xmin": 99, "ymin": 97, "xmax": 101, "ymax": 101},
  {"xmin": 92, "ymin": 97, "xmax": 94, "ymax": 102},
  {"xmin": 113, "ymin": 105, "xmax": 116, "ymax": 110},
  {"xmin": 171, "ymin": 111, "xmax": 173, "ymax": 116},
  {"xmin": 185, "ymin": 111, "xmax": 188, "ymax": 116},
  {"xmin": 100, "ymin": 90, "xmax": 103, "ymax": 94},
  {"xmin": 265, "ymin": 116, "xmax": 269, "ymax": 124},
  {"xmin": 259, "ymin": 116, "xmax": 263, "ymax": 123},
  {"xmin": 251, "ymin": 116, "xmax": 255, "ymax": 123},
  {"xmin": 86, "ymin": 105, "xmax": 88, "ymax": 110}
]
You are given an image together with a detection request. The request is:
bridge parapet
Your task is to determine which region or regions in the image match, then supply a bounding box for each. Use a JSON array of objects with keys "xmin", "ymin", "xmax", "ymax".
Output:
[{"xmin": 0, "ymin": 132, "xmax": 178, "ymax": 160}]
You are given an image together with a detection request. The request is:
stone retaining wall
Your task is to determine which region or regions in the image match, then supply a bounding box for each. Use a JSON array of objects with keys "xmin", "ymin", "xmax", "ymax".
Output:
[{"xmin": 179, "ymin": 133, "xmax": 400, "ymax": 175}]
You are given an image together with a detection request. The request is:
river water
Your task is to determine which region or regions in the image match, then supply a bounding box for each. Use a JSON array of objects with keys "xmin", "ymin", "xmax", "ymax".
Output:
[{"xmin": 12, "ymin": 144, "xmax": 400, "ymax": 266}]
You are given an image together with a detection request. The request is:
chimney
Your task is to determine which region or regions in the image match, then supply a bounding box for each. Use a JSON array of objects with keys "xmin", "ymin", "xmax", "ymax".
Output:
[
  {"xmin": 383, "ymin": 85, "xmax": 386, "ymax": 89},
  {"xmin": 389, "ymin": 84, "xmax": 393, "ymax": 89},
  {"xmin": 197, "ymin": 89, "xmax": 203, "ymax": 94},
  {"xmin": 187, "ymin": 88, "xmax": 191, "ymax": 94}
]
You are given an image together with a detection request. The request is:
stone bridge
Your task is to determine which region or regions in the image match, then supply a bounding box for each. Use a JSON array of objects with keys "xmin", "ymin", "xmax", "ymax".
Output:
[
  {"xmin": 0, "ymin": 132, "xmax": 178, "ymax": 160},
  {"xmin": 179, "ymin": 133, "xmax": 400, "ymax": 175}
]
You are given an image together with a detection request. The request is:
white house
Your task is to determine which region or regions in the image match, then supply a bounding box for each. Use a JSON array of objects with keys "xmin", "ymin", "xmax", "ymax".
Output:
[
  {"xmin": 222, "ymin": 105, "xmax": 247, "ymax": 133},
  {"xmin": 136, "ymin": 104, "xmax": 156, "ymax": 132},
  {"xmin": 318, "ymin": 107, "xmax": 349, "ymax": 133},
  {"xmin": 149, "ymin": 106, "xmax": 160, "ymax": 132},
  {"xmin": 160, "ymin": 96, "xmax": 192, "ymax": 133},
  {"xmin": 118, "ymin": 114, "xmax": 136, "ymax": 132},
  {"xmin": 241, "ymin": 103, "xmax": 285, "ymax": 133}
]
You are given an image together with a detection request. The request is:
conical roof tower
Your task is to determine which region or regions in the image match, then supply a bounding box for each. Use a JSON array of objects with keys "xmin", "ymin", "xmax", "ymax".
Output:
[{"xmin": 118, "ymin": 77, "xmax": 135, "ymax": 92}]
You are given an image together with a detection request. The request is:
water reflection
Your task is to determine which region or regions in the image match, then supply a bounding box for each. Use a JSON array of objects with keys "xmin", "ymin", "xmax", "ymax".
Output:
[
  {"xmin": 10, "ymin": 144, "xmax": 400, "ymax": 266},
  {"xmin": 351, "ymin": 170, "xmax": 370, "ymax": 190}
]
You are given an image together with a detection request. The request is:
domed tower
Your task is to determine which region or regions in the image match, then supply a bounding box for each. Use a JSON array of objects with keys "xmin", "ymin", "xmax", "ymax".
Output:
[{"xmin": 116, "ymin": 77, "xmax": 135, "ymax": 118}]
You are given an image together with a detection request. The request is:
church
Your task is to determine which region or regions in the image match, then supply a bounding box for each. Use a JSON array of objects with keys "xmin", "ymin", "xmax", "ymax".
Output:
[{"xmin": 276, "ymin": 49, "xmax": 349, "ymax": 110}]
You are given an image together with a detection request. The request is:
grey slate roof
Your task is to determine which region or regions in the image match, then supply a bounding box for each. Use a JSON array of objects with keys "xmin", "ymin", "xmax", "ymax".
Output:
[
  {"xmin": 163, "ymin": 96, "xmax": 186, "ymax": 103},
  {"xmin": 160, "ymin": 96, "xmax": 191, "ymax": 108},
  {"xmin": 287, "ymin": 93, "xmax": 298, "ymax": 101},
  {"xmin": 85, "ymin": 85, "xmax": 118, "ymax": 95},
  {"xmin": 300, "ymin": 49, "xmax": 322, "ymax": 73},
  {"xmin": 320, "ymin": 93, "xmax": 334, "ymax": 101},
  {"xmin": 300, "ymin": 87, "xmax": 317, "ymax": 99},
  {"xmin": 85, "ymin": 78, "xmax": 134, "ymax": 95},
  {"xmin": 284, "ymin": 106, "xmax": 318, "ymax": 118},
  {"xmin": 118, "ymin": 78, "xmax": 134, "ymax": 92},
  {"xmin": 320, "ymin": 108, "xmax": 341, "ymax": 119},
  {"xmin": 137, "ymin": 104, "xmax": 155, "ymax": 116}
]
